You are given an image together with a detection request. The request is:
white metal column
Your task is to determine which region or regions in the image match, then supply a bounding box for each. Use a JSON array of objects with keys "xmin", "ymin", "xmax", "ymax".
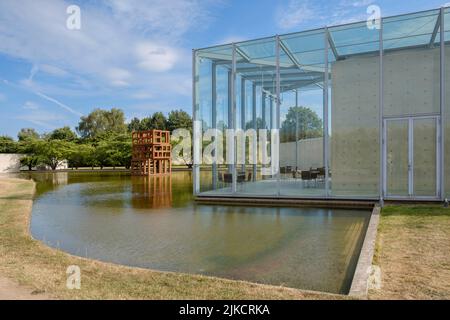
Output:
[
  {"xmin": 379, "ymin": 19, "xmax": 385, "ymax": 206},
  {"xmin": 192, "ymin": 49, "xmax": 200, "ymax": 195},
  {"xmin": 324, "ymin": 28, "xmax": 330, "ymax": 197},
  {"xmin": 231, "ymin": 44, "xmax": 237, "ymax": 193},
  {"xmin": 252, "ymin": 84, "xmax": 257, "ymax": 181},
  {"xmin": 440, "ymin": 7, "xmax": 446, "ymax": 200},
  {"xmin": 212, "ymin": 62, "xmax": 217, "ymax": 189},
  {"xmin": 276, "ymin": 35, "xmax": 281, "ymax": 196}
]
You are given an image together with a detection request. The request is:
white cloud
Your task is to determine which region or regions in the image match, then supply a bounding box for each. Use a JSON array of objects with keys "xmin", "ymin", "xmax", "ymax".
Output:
[
  {"xmin": 23, "ymin": 101, "xmax": 40, "ymax": 110},
  {"xmin": 103, "ymin": 0, "xmax": 213, "ymax": 40},
  {"xmin": 33, "ymin": 91, "xmax": 83, "ymax": 116},
  {"xmin": 0, "ymin": 0, "xmax": 218, "ymax": 99},
  {"xmin": 276, "ymin": 0, "xmax": 315, "ymax": 30},
  {"xmin": 39, "ymin": 64, "xmax": 69, "ymax": 77},
  {"xmin": 131, "ymin": 91, "xmax": 153, "ymax": 100},
  {"xmin": 105, "ymin": 68, "xmax": 132, "ymax": 87},
  {"xmin": 276, "ymin": 0, "xmax": 381, "ymax": 30},
  {"xmin": 16, "ymin": 109, "xmax": 66, "ymax": 129},
  {"xmin": 217, "ymin": 36, "xmax": 247, "ymax": 45},
  {"xmin": 340, "ymin": 0, "xmax": 374, "ymax": 8},
  {"xmin": 135, "ymin": 42, "xmax": 179, "ymax": 72}
]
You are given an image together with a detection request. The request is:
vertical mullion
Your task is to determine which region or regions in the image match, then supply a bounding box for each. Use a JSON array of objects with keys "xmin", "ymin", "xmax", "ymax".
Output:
[
  {"xmin": 324, "ymin": 28, "xmax": 330, "ymax": 197},
  {"xmin": 212, "ymin": 62, "xmax": 217, "ymax": 189},
  {"xmin": 276, "ymin": 35, "xmax": 281, "ymax": 196},
  {"xmin": 440, "ymin": 7, "xmax": 445, "ymax": 200},
  {"xmin": 295, "ymin": 90, "xmax": 299, "ymax": 171},
  {"xmin": 409, "ymin": 118, "xmax": 414, "ymax": 197},
  {"xmin": 437, "ymin": 116, "xmax": 441, "ymax": 199},
  {"xmin": 379, "ymin": 18, "xmax": 385, "ymax": 205},
  {"xmin": 231, "ymin": 44, "xmax": 237, "ymax": 193},
  {"xmin": 252, "ymin": 84, "xmax": 257, "ymax": 181},
  {"xmin": 383, "ymin": 119, "xmax": 387, "ymax": 197},
  {"xmin": 192, "ymin": 49, "xmax": 200, "ymax": 195},
  {"xmin": 227, "ymin": 70, "xmax": 233, "ymax": 175},
  {"xmin": 241, "ymin": 78, "xmax": 246, "ymax": 172},
  {"xmin": 262, "ymin": 92, "xmax": 266, "ymax": 129}
]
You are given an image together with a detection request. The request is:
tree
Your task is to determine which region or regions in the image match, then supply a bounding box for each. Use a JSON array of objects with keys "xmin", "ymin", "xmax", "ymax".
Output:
[
  {"xmin": 76, "ymin": 108, "xmax": 127, "ymax": 139},
  {"xmin": 94, "ymin": 133, "xmax": 131, "ymax": 169},
  {"xmin": 280, "ymin": 106, "xmax": 323, "ymax": 143},
  {"xmin": 67, "ymin": 144, "xmax": 95, "ymax": 169},
  {"xmin": 0, "ymin": 136, "xmax": 18, "ymax": 153},
  {"xmin": 17, "ymin": 137, "xmax": 41, "ymax": 170},
  {"xmin": 128, "ymin": 117, "xmax": 141, "ymax": 132},
  {"xmin": 245, "ymin": 118, "xmax": 265, "ymax": 130},
  {"xmin": 18, "ymin": 128, "xmax": 40, "ymax": 141},
  {"xmin": 150, "ymin": 112, "xmax": 167, "ymax": 130},
  {"xmin": 139, "ymin": 117, "xmax": 153, "ymax": 131},
  {"xmin": 33, "ymin": 139, "xmax": 74, "ymax": 170},
  {"xmin": 48, "ymin": 126, "xmax": 77, "ymax": 141},
  {"xmin": 167, "ymin": 110, "xmax": 192, "ymax": 133},
  {"xmin": 20, "ymin": 155, "xmax": 40, "ymax": 171}
]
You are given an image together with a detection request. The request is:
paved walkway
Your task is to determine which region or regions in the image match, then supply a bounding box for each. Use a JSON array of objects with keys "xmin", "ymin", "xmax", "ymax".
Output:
[{"xmin": 0, "ymin": 276, "xmax": 50, "ymax": 300}]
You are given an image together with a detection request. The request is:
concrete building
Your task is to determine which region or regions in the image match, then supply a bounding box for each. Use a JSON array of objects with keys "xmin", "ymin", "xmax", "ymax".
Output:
[{"xmin": 193, "ymin": 7, "xmax": 450, "ymax": 202}]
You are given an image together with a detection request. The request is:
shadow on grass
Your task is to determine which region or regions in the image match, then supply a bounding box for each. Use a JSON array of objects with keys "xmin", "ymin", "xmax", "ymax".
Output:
[{"xmin": 0, "ymin": 195, "xmax": 34, "ymax": 201}]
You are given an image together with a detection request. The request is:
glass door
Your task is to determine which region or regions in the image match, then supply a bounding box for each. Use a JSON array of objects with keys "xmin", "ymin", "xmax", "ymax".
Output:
[
  {"xmin": 384, "ymin": 116, "xmax": 440, "ymax": 199},
  {"xmin": 385, "ymin": 119, "xmax": 410, "ymax": 197},
  {"xmin": 413, "ymin": 118, "xmax": 438, "ymax": 198}
]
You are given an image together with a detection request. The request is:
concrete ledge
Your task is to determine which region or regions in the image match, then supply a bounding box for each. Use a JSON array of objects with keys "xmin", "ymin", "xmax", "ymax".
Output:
[
  {"xmin": 195, "ymin": 196, "xmax": 376, "ymax": 209},
  {"xmin": 348, "ymin": 205, "xmax": 380, "ymax": 297}
]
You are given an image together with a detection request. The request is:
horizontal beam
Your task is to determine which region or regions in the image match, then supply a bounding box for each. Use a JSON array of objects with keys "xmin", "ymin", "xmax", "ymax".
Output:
[
  {"xmin": 254, "ymin": 77, "xmax": 322, "ymax": 86},
  {"xmin": 200, "ymin": 51, "xmax": 328, "ymax": 74},
  {"xmin": 243, "ymin": 71, "xmax": 322, "ymax": 81}
]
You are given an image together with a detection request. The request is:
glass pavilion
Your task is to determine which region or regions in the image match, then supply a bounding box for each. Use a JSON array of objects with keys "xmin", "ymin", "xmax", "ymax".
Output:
[{"xmin": 192, "ymin": 7, "xmax": 450, "ymax": 202}]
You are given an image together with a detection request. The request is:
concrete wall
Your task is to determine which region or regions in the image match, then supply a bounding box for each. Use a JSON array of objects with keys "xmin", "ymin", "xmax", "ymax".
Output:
[
  {"xmin": 0, "ymin": 153, "xmax": 68, "ymax": 173},
  {"xmin": 331, "ymin": 47, "xmax": 446, "ymax": 197},
  {"xmin": 0, "ymin": 154, "xmax": 24, "ymax": 173},
  {"xmin": 331, "ymin": 53, "xmax": 380, "ymax": 196},
  {"xmin": 280, "ymin": 137, "xmax": 323, "ymax": 170}
]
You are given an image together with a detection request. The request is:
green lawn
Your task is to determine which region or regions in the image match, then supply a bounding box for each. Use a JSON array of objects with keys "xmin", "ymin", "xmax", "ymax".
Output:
[{"xmin": 370, "ymin": 204, "xmax": 450, "ymax": 300}]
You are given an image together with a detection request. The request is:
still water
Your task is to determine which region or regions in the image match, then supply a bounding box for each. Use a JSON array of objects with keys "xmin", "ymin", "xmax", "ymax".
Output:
[{"xmin": 24, "ymin": 171, "xmax": 370, "ymax": 294}]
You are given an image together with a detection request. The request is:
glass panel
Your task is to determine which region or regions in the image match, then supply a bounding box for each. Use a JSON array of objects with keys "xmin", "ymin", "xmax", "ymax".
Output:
[
  {"xmin": 383, "ymin": 10, "xmax": 440, "ymax": 51},
  {"xmin": 329, "ymin": 21, "xmax": 379, "ymax": 57},
  {"xmin": 329, "ymin": 22, "xmax": 380, "ymax": 197},
  {"xmin": 413, "ymin": 118, "xmax": 437, "ymax": 197},
  {"xmin": 196, "ymin": 45, "xmax": 232, "ymax": 194},
  {"xmin": 383, "ymin": 10, "xmax": 441, "ymax": 117},
  {"xmin": 279, "ymin": 30, "xmax": 325, "ymax": 197},
  {"xmin": 386, "ymin": 120, "xmax": 409, "ymax": 197},
  {"xmin": 232, "ymin": 37, "xmax": 278, "ymax": 196}
]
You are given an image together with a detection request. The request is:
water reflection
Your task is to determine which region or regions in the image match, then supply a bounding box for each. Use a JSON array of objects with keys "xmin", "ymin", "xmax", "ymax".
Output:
[
  {"xmin": 26, "ymin": 171, "xmax": 370, "ymax": 294},
  {"xmin": 131, "ymin": 175, "xmax": 172, "ymax": 209}
]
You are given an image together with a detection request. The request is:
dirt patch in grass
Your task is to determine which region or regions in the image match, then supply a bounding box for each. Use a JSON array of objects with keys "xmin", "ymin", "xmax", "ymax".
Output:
[
  {"xmin": 369, "ymin": 205, "xmax": 450, "ymax": 300},
  {"xmin": 0, "ymin": 178, "xmax": 343, "ymax": 300}
]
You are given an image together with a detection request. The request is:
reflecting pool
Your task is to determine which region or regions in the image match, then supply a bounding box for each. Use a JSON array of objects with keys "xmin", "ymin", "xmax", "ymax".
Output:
[{"xmin": 23, "ymin": 171, "xmax": 370, "ymax": 294}]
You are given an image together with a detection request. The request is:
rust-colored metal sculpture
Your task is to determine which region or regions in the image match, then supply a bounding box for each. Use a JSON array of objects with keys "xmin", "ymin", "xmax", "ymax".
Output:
[{"xmin": 131, "ymin": 130, "xmax": 172, "ymax": 176}]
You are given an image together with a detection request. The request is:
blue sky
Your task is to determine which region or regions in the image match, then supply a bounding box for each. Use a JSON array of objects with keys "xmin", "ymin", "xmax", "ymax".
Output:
[{"xmin": 0, "ymin": 0, "xmax": 448, "ymax": 138}]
